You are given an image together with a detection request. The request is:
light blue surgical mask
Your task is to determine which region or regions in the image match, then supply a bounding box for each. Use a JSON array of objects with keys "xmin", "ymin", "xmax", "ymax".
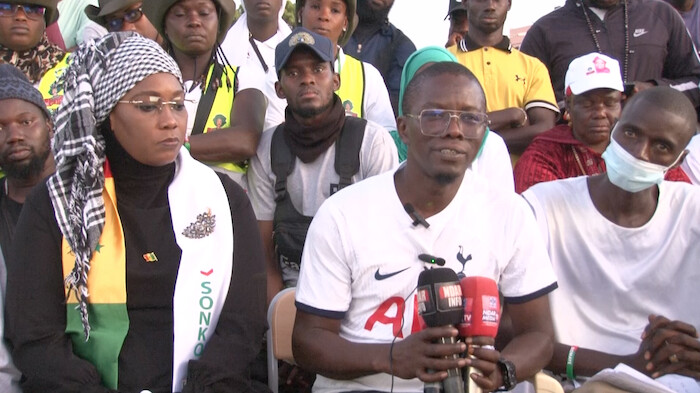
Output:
[{"xmin": 602, "ymin": 127, "xmax": 684, "ymax": 193}]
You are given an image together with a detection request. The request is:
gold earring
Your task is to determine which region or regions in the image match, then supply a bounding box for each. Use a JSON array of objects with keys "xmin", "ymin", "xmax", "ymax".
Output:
[{"xmin": 562, "ymin": 111, "xmax": 571, "ymax": 127}]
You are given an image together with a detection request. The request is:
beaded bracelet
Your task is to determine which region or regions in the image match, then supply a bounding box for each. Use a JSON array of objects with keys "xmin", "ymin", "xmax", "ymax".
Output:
[{"xmin": 566, "ymin": 345, "xmax": 578, "ymax": 381}]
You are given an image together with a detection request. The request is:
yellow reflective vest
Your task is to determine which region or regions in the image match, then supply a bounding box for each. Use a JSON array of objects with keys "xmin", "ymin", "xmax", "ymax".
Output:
[
  {"xmin": 38, "ymin": 55, "xmax": 70, "ymax": 116},
  {"xmin": 336, "ymin": 54, "xmax": 365, "ymax": 119},
  {"xmin": 198, "ymin": 64, "xmax": 245, "ymax": 174}
]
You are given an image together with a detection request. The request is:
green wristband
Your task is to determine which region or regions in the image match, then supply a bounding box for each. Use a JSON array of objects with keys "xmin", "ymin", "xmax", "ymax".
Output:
[
  {"xmin": 566, "ymin": 345, "xmax": 578, "ymax": 381},
  {"xmin": 184, "ymin": 141, "xmax": 191, "ymax": 151}
]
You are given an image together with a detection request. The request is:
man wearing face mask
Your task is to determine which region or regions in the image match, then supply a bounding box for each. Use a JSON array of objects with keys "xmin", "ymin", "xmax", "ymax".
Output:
[{"xmin": 522, "ymin": 87, "xmax": 700, "ymax": 392}]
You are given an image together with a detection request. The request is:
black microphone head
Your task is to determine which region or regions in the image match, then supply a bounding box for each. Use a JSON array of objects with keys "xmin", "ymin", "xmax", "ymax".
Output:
[{"xmin": 416, "ymin": 268, "xmax": 463, "ymax": 327}]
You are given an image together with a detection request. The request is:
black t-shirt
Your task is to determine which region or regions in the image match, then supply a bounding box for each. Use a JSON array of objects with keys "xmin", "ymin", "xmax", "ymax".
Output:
[{"xmin": 0, "ymin": 178, "xmax": 24, "ymax": 261}]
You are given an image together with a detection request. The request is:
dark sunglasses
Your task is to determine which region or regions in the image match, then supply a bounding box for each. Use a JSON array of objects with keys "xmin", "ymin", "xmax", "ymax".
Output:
[
  {"xmin": 105, "ymin": 7, "xmax": 143, "ymax": 32},
  {"xmin": 0, "ymin": 3, "xmax": 46, "ymax": 20}
]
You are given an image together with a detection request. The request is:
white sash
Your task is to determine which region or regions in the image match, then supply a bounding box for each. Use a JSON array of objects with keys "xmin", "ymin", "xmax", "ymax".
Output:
[{"xmin": 169, "ymin": 147, "xmax": 234, "ymax": 391}]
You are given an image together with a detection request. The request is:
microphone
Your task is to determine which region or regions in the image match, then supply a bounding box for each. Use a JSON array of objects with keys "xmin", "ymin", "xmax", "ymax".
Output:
[
  {"xmin": 458, "ymin": 276, "xmax": 501, "ymax": 393},
  {"xmin": 418, "ymin": 253, "xmax": 446, "ymax": 266},
  {"xmin": 417, "ymin": 268, "xmax": 465, "ymax": 393},
  {"xmin": 404, "ymin": 203, "xmax": 430, "ymax": 228}
]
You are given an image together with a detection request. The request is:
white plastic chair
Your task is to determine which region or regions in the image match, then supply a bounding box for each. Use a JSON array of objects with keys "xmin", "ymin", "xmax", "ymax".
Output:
[
  {"xmin": 532, "ymin": 371, "xmax": 565, "ymax": 393},
  {"xmin": 266, "ymin": 288, "xmax": 297, "ymax": 393}
]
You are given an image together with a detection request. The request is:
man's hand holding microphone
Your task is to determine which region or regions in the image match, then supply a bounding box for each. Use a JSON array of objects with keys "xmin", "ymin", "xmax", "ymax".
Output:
[{"xmin": 413, "ymin": 267, "xmax": 515, "ymax": 392}]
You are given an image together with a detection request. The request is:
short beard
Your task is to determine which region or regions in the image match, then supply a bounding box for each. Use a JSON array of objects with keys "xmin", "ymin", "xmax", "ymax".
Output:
[
  {"xmin": 1, "ymin": 140, "xmax": 51, "ymax": 181},
  {"xmin": 477, "ymin": 24, "xmax": 502, "ymax": 35},
  {"xmin": 293, "ymin": 97, "xmax": 334, "ymax": 119},
  {"xmin": 472, "ymin": 15, "xmax": 504, "ymax": 35},
  {"xmin": 434, "ymin": 173, "xmax": 459, "ymax": 185}
]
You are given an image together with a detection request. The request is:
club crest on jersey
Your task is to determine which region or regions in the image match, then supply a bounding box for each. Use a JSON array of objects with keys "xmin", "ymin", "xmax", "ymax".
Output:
[{"xmin": 457, "ymin": 245, "xmax": 472, "ymax": 273}]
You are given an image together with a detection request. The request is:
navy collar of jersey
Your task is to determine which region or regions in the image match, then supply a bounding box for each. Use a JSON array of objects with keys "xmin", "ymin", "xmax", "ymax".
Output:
[{"xmin": 459, "ymin": 35, "xmax": 512, "ymax": 53}]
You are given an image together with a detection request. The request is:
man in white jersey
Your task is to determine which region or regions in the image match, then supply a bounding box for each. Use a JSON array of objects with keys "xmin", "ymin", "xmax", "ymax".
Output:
[
  {"xmin": 294, "ymin": 61, "xmax": 557, "ymax": 392},
  {"xmin": 523, "ymin": 87, "xmax": 700, "ymax": 392}
]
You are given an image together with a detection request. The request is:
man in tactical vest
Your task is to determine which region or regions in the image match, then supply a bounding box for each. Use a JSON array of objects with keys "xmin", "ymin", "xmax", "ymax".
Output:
[{"xmin": 247, "ymin": 27, "xmax": 398, "ymax": 304}]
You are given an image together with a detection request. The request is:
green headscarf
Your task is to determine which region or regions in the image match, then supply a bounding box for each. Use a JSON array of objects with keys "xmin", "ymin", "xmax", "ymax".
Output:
[
  {"xmin": 398, "ymin": 46, "xmax": 458, "ymax": 117},
  {"xmin": 393, "ymin": 45, "xmax": 489, "ymax": 162}
]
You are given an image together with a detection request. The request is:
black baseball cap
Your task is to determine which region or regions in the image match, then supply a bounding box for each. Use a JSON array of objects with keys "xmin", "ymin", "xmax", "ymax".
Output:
[
  {"xmin": 446, "ymin": 0, "xmax": 466, "ymax": 19},
  {"xmin": 275, "ymin": 27, "xmax": 335, "ymax": 77}
]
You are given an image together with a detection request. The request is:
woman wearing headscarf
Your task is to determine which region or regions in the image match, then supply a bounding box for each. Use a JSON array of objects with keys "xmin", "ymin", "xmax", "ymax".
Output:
[
  {"xmin": 143, "ymin": 0, "xmax": 267, "ymax": 189},
  {"xmin": 397, "ymin": 46, "xmax": 514, "ymax": 192},
  {"xmin": 5, "ymin": 32, "xmax": 267, "ymax": 393},
  {"xmin": 0, "ymin": 0, "xmax": 68, "ymax": 114}
]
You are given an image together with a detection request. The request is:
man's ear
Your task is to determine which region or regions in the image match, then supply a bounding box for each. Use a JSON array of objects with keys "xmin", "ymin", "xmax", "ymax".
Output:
[
  {"xmin": 46, "ymin": 119, "xmax": 54, "ymax": 138},
  {"xmin": 275, "ymin": 80, "xmax": 286, "ymax": 99},
  {"xmin": 397, "ymin": 116, "xmax": 410, "ymax": 146},
  {"xmin": 333, "ymin": 71, "xmax": 340, "ymax": 92}
]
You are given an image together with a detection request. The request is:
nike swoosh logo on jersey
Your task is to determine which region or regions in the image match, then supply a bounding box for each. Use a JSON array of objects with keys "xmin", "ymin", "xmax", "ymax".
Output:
[
  {"xmin": 633, "ymin": 29, "xmax": 648, "ymax": 38},
  {"xmin": 374, "ymin": 267, "xmax": 410, "ymax": 281}
]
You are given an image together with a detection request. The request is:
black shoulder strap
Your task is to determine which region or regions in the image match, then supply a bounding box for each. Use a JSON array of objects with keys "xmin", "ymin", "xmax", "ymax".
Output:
[
  {"xmin": 270, "ymin": 123, "xmax": 294, "ymax": 202},
  {"xmin": 191, "ymin": 64, "xmax": 224, "ymax": 136},
  {"xmin": 359, "ymin": 61, "xmax": 366, "ymax": 118},
  {"xmin": 334, "ymin": 117, "xmax": 367, "ymax": 191},
  {"xmin": 271, "ymin": 118, "xmax": 366, "ymax": 200}
]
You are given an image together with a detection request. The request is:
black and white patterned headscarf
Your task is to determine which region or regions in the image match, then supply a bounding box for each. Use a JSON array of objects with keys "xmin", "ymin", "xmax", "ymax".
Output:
[{"xmin": 47, "ymin": 32, "xmax": 182, "ymax": 340}]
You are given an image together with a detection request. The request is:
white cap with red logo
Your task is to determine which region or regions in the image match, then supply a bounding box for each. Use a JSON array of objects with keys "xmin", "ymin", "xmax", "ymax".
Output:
[{"xmin": 565, "ymin": 52, "xmax": 624, "ymax": 96}]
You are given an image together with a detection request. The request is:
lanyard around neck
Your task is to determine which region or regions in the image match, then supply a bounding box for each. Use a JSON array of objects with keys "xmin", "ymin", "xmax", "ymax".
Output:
[
  {"xmin": 579, "ymin": 0, "xmax": 629, "ymax": 83},
  {"xmin": 249, "ymin": 33, "xmax": 269, "ymax": 73}
]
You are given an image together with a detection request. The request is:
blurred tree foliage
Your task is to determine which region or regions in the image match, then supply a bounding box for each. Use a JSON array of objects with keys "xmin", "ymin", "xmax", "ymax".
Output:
[
  {"xmin": 230, "ymin": 1, "xmax": 297, "ymax": 28},
  {"xmin": 282, "ymin": 0, "xmax": 296, "ymax": 27},
  {"xmin": 233, "ymin": 4, "xmax": 243, "ymax": 21}
]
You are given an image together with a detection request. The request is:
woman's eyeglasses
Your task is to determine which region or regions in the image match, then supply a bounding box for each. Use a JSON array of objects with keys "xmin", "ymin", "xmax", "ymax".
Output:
[
  {"xmin": 117, "ymin": 96, "xmax": 191, "ymax": 114},
  {"xmin": 105, "ymin": 7, "xmax": 143, "ymax": 32},
  {"xmin": 0, "ymin": 3, "xmax": 46, "ymax": 20}
]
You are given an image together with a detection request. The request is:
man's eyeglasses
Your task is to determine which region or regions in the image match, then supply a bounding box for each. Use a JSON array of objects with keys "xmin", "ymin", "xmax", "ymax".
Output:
[
  {"xmin": 0, "ymin": 3, "xmax": 46, "ymax": 20},
  {"xmin": 117, "ymin": 97, "xmax": 191, "ymax": 114},
  {"xmin": 105, "ymin": 7, "xmax": 143, "ymax": 32},
  {"xmin": 404, "ymin": 109, "xmax": 489, "ymax": 138}
]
